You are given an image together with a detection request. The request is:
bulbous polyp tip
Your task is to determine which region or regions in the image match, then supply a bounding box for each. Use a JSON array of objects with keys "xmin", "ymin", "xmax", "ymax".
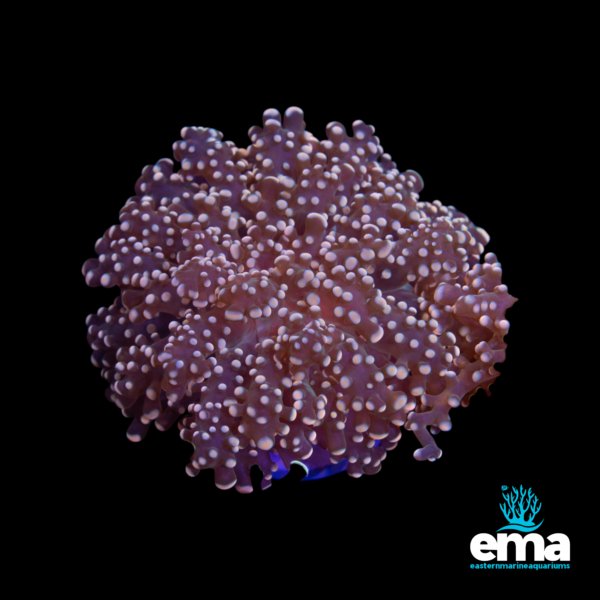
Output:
[
  {"xmin": 263, "ymin": 108, "xmax": 282, "ymax": 126},
  {"xmin": 405, "ymin": 169, "xmax": 424, "ymax": 192},
  {"xmin": 283, "ymin": 106, "xmax": 305, "ymax": 131}
]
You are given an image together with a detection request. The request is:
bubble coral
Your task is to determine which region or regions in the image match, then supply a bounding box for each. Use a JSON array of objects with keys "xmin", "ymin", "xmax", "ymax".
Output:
[{"xmin": 83, "ymin": 107, "xmax": 516, "ymax": 492}]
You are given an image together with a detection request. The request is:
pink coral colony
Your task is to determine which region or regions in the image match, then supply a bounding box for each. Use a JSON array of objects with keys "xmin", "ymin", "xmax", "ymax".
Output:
[{"xmin": 83, "ymin": 107, "xmax": 516, "ymax": 492}]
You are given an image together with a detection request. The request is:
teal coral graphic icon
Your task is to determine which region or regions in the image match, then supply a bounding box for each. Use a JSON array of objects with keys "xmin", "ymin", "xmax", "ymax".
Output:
[{"xmin": 498, "ymin": 485, "xmax": 544, "ymax": 532}]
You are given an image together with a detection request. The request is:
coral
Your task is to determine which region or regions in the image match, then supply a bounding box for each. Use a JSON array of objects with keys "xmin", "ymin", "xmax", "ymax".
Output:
[{"xmin": 83, "ymin": 107, "xmax": 516, "ymax": 492}]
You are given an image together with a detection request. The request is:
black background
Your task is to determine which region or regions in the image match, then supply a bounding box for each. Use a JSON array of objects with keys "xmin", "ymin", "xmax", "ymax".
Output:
[{"xmin": 63, "ymin": 73, "xmax": 578, "ymax": 575}]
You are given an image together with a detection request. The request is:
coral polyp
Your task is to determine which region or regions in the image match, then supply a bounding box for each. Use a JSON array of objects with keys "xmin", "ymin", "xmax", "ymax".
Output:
[{"xmin": 83, "ymin": 107, "xmax": 516, "ymax": 492}]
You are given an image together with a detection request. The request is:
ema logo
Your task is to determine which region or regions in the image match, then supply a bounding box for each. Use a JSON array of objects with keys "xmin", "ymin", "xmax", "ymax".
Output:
[
  {"xmin": 470, "ymin": 486, "xmax": 570, "ymax": 564},
  {"xmin": 498, "ymin": 485, "xmax": 543, "ymax": 532}
]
